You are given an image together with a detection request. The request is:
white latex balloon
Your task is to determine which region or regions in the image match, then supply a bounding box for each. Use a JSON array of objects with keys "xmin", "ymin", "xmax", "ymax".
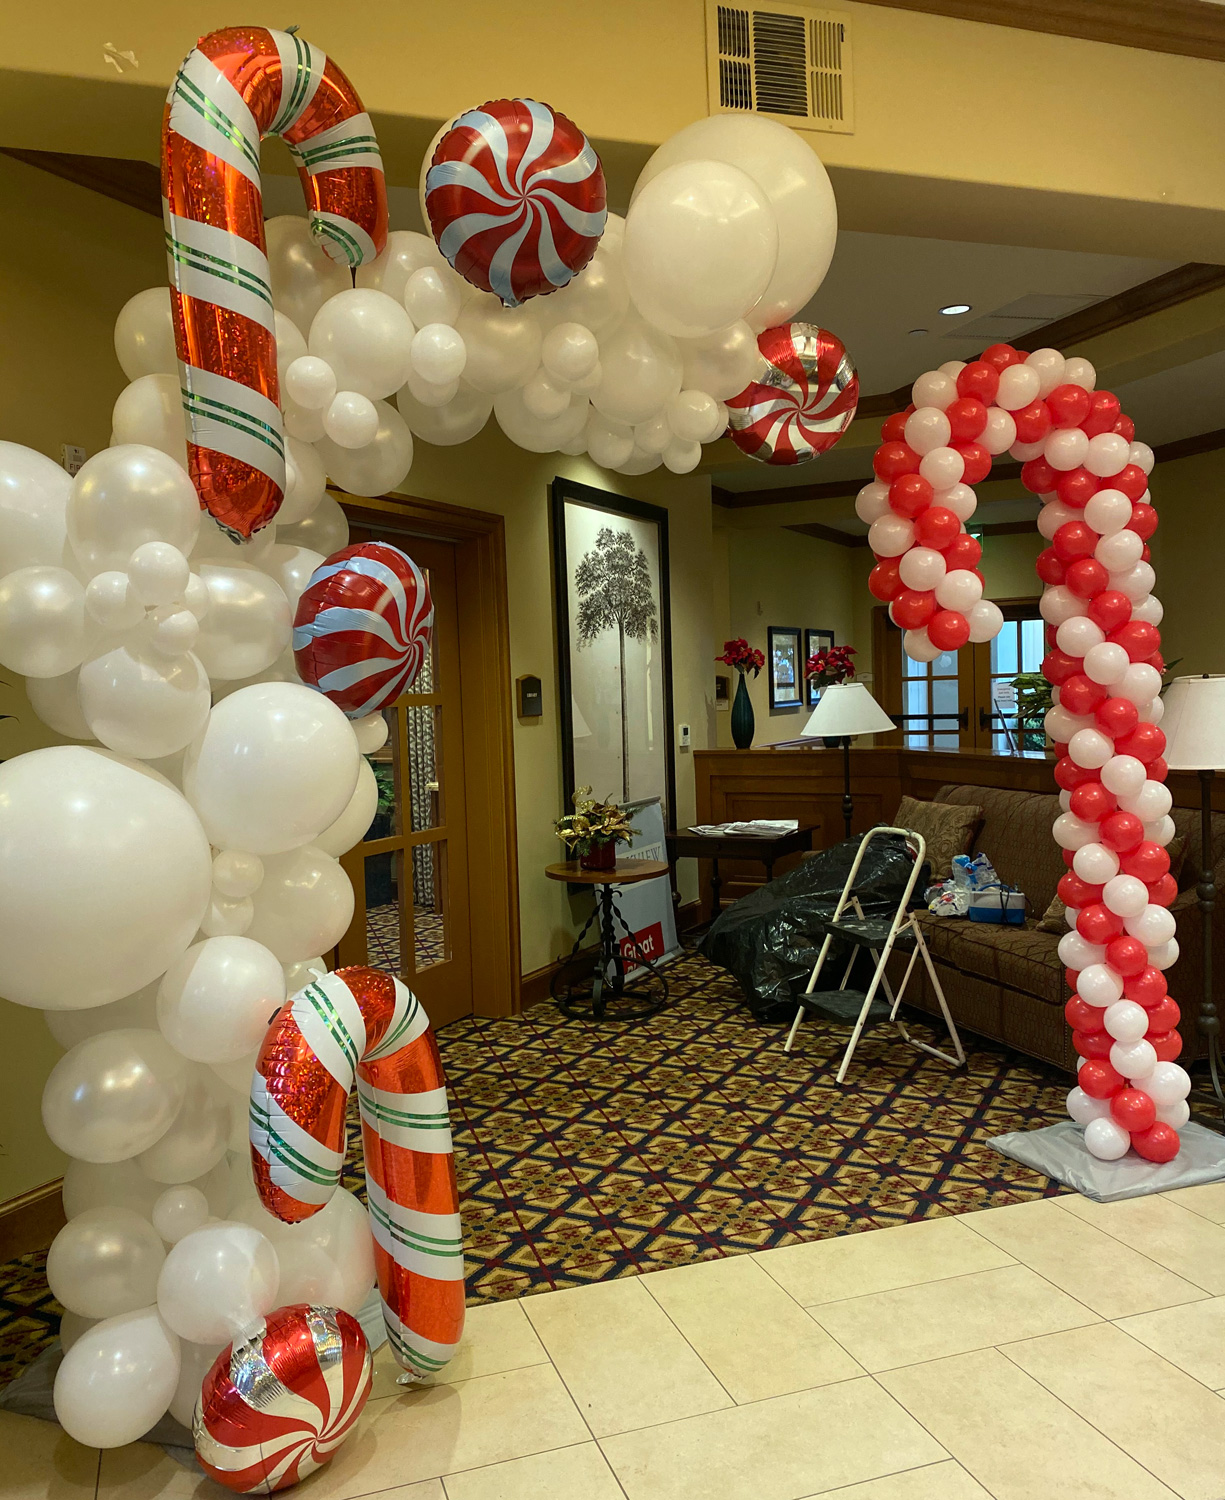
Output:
[
  {"xmin": 663, "ymin": 437, "xmax": 701, "ymax": 475},
  {"xmin": 899, "ymin": 548, "xmax": 946, "ymax": 591},
  {"xmin": 979, "ymin": 408, "xmax": 1015, "ymax": 456},
  {"xmin": 1096, "ymin": 530, "xmax": 1143, "ymax": 572},
  {"xmin": 0, "ymin": 565, "xmax": 88, "ymax": 678},
  {"xmin": 624, "ymin": 159, "xmax": 778, "ymax": 339},
  {"xmin": 315, "ymin": 758, "xmax": 379, "ymax": 857},
  {"xmin": 542, "ymin": 321, "xmax": 600, "ymax": 385},
  {"xmin": 911, "ymin": 371, "xmax": 957, "ymax": 411},
  {"xmin": 403, "ymin": 265, "xmax": 464, "ymax": 328},
  {"xmin": 352, "ymin": 712, "xmax": 389, "ymax": 755},
  {"xmin": 284, "ymin": 355, "xmax": 338, "ymax": 412},
  {"xmin": 935, "ymin": 569, "xmax": 983, "ymax": 612},
  {"xmin": 245, "ymin": 845, "xmax": 355, "ymax": 963},
  {"xmin": 396, "ymin": 379, "xmax": 493, "ymax": 446},
  {"xmin": 1119, "ymin": 779, "xmax": 1172, "ymax": 822},
  {"xmin": 854, "ymin": 482, "xmax": 890, "ymax": 525},
  {"xmin": 996, "ymin": 365, "xmax": 1041, "ymax": 411},
  {"xmin": 54, "ymin": 1305, "xmax": 180, "ymax": 1448},
  {"xmin": 192, "ymin": 562, "xmax": 292, "ymax": 682},
  {"xmin": 677, "ymin": 320, "xmax": 762, "ymax": 401},
  {"xmin": 1143, "ymin": 1061, "xmax": 1191, "ymax": 1107},
  {"xmin": 59, "ymin": 1311, "xmax": 97, "ymax": 1353},
  {"xmin": 114, "ymin": 286, "xmax": 177, "ymax": 380},
  {"xmin": 149, "ymin": 607, "xmax": 199, "ymax": 661},
  {"xmin": 1157, "ymin": 1099, "xmax": 1191, "ymax": 1129},
  {"xmin": 1112, "ymin": 1038, "xmax": 1157, "ymax": 1080},
  {"xmin": 1084, "ymin": 432, "xmax": 1130, "ymax": 478},
  {"xmin": 308, "ymin": 289, "xmax": 414, "ymax": 401},
  {"xmin": 156, "ymin": 1221, "xmax": 279, "ymax": 1345},
  {"xmin": 0, "ymin": 748, "xmax": 211, "ymax": 1009},
  {"xmin": 235, "ymin": 1188, "xmax": 375, "ymax": 1316},
  {"xmin": 1053, "ymin": 813, "xmax": 1095, "ymax": 851},
  {"xmin": 1073, "ymin": 842, "xmax": 1120, "ymax": 884},
  {"xmin": 1064, "ymin": 356, "xmax": 1097, "ymax": 391},
  {"xmin": 48, "ymin": 1207, "xmax": 166, "ymax": 1319},
  {"xmin": 1083, "ymin": 642, "xmax": 1129, "ymax": 687},
  {"xmin": 592, "ymin": 316, "xmax": 683, "ymax": 426},
  {"xmin": 157, "ymin": 936, "xmax": 286, "ymax": 1064},
  {"xmin": 68, "ymin": 445, "xmax": 200, "ymax": 577},
  {"xmin": 1025, "ymin": 347, "xmax": 1066, "ymax": 397},
  {"xmin": 410, "ymin": 323, "xmax": 467, "ymax": 385},
  {"xmin": 78, "ymin": 643, "xmax": 211, "ymax": 760},
  {"xmin": 1085, "ymin": 1115, "xmax": 1131, "ymax": 1161},
  {"xmin": 904, "ymin": 407, "xmax": 951, "ymax": 456},
  {"xmin": 1111, "ymin": 561, "xmax": 1156, "ymax": 602},
  {"xmin": 1102, "ymin": 874, "xmax": 1149, "ymax": 919},
  {"xmin": 111, "ymin": 374, "xmax": 188, "ymax": 469},
  {"xmin": 494, "ymin": 387, "xmax": 587, "ymax": 454},
  {"xmin": 168, "ymin": 1336, "xmax": 225, "ymax": 1428},
  {"xmin": 1129, "ymin": 441, "xmax": 1156, "ymax": 475},
  {"xmin": 456, "ymin": 299, "xmax": 542, "ymax": 394},
  {"xmin": 183, "ymin": 682, "xmax": 360, "ymax": 856},
  {"xmin": 966, "ymin": 599, "xmax": 1003, "ymax": 643},
  {"xmin": 190, "ymin": 511, "xmax": 278, "ymax": 569},
  {"xmin": 125, "ymin": 542, "xmax": 189, "ymax": 608},
  {"xmin": 265, "ymin": 216, "xmax": 350, "ymax": 336},
  {"xmin": 43, "ymin": 1028, "xmax": 188, "ymax": 1162},
  {"xmin": 535, "ymin": 242, "xmax": 629, "ymax": 336},
  {"xmin": 918, "ymin": 447, "xmax": 964, "ymax": 490},
  {"xmin": 277, "ymin": 438, "xmax": 327, "ymax": 531},
  {"xmin": 1103, "ymin": 999, "xmax": 1149, "ymax": 1044},
  {"xmin": 522, "ymin": 369, "xmax": 570, "ymax": 421},
  {"xmin": 1037, "ymin": 500, "xmax": 1077, "ymax": 540},
  {"xmin": 153, "ymin": 1186, "xmax": 211, "ymax": 1245},
  {"xmin": 868, "ymin": 515, "xmax": 914, "ymax": 558},
  {"xmin": 1125, "ymin": 904, "xmax": 1177, "ymax": 947},
  {"xmin": 198, "ymin": 892, "xmax": 255, "ymax": 938},
  {"xmin": 211, "ymin": 851, "xmax": 263, "ymax": 903},
  {"xmin": 355, "ymin": 230, "xmax": 447, "ymax": 303},
  {"xmin": 668, "ymin": 389, "xmax": 722, "ymax": 444},
  {"xmin": 1077, "ymin": 964, "xmax": 1123, "ymax": 1007},
  {"xmin": 902, "ymin": 628, "xmax": 941, "ymax": 663},
  {"xmin": 323, "ymin": 390, "xmax": 380, "ymax": 449},
  {"xmin": 276, "ymin": 495, "xmax": 349, "ymax": 557},
  {"xmin": 316, "ymin": 400, "xmax": 414, "ymax": 497},
  {"xmin": 1117, "ymin": 662, "xmax": 1162, "ymax": 707},
  {"xmin": 283, "ymin": 396, "xmax": 326, "ymax": 443},
  {"xmin": 138, "ymin": 1065, "xmax": 231, "ymax": 1184},
  {"xmin": 1066, "ymin": 1085, "xmax": 1111, "ymax": 1125},
  {"xmin": 1045, "ymin": 428, "xmax": 1089, "ymax": 472},
  {"xmin": 1056, "ymin": 617, "xmax": 1105, "ymax": 658},
  {"xmin": 0, "ymin": 440, "xmax": 74, "ymax": 572},
  {"xmin": 586, "ymin": 413, "xmax": 635, "ymax": 470},
  {"xmin": 27, "ymin": 668, "xmax": 92, "ymax": 740}
]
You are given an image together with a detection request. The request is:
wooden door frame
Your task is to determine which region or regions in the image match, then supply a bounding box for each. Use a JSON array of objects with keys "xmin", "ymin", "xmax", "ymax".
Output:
[{"xmin": 330, "ymin": 488, "xmax": 521, "ymax": 1017}]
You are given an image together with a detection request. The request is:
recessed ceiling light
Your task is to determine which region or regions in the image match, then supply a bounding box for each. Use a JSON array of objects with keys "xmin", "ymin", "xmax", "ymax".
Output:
[
  {"xmin": 940, "ymin": 303, "xmax": 972, "ymax": 316},
  {"xmin": 908, "ymin": 328, "xmax": 928, "ymax": 337}
]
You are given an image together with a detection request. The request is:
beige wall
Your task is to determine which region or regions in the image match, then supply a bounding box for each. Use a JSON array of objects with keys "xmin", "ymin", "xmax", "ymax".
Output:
[{"xmin": 1148, "ymin": 446, "xmax": 1225, "ymax": 679}]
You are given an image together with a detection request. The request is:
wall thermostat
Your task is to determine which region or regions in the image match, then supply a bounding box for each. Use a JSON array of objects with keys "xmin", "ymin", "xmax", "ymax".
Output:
[
  {"xmin": 516, "ymin": 674, "xmax": 542, "ymax": 718},
  {"xmin": 678, "ymin": 724, "xmax": 691, "ymax": 748}
]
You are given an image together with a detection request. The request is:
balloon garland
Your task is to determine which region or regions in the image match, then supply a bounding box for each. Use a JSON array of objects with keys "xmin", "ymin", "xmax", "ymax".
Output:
[{"xmin": 868, "ymin": 345, "xmax": 1188, "ymax": 1162}]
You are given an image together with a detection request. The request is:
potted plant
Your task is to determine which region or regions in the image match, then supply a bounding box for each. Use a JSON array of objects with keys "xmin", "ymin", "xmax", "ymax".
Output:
[
  {"xmin": 805, "ymin": 644, "xmax": 858, "ymax": 746},
  {"xmin": 716, "ymin": 638, "xmax": 765, "ymax": 750},
  {"xmin": 554, "ymin": 786, "xmax": 639, "ymax": 871}
]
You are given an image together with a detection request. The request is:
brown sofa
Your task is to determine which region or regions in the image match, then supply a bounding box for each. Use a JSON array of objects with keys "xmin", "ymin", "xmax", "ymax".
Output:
[{"xmin": 887, "ymin": 783, "xmax": 1224, "ymax": 1074}]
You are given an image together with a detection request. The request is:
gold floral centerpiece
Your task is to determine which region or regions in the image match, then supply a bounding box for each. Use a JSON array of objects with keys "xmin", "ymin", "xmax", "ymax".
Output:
[{"xmin": 554, "ymin": 786, "xmax": 639, "ymax": 871}]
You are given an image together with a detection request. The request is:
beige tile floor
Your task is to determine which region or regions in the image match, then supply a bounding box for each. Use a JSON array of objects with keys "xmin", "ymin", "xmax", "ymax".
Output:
[{"xmin": 7, "ymin": 1188, "xmax": 1225, "ymax": 1499}]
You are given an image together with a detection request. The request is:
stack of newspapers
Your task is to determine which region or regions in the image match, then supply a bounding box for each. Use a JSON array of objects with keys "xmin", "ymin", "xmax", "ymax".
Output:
[{"xmin": 686, "ymin": 820, "xmax": 799, "ymax": 837}]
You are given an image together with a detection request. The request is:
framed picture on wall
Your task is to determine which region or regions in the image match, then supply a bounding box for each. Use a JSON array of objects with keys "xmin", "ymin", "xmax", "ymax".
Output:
[
  {"xmin": 804, "ymin": 628, "xmax": 835, "ymax": 707},
  {"xmin": 551, "ymin": 478, "xmax": 676, "ymax": 821},
  {"xmin": 768, "ymin": 625, "xmax": 803, "ymax": 710}
]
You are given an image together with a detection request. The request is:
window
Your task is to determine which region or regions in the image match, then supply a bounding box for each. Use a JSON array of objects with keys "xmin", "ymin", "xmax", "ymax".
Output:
[
  {"xmin": 988, "ymin": 613, "xmax": 1045, "ymax": 752},
  {"xmin": 902, "ymin": 649, "xmax": 961, "ymax": 749}
]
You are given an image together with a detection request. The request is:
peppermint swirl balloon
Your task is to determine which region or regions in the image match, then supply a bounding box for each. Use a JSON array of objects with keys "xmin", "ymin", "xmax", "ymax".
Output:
[
  {"xmin": 425, "ymin": 97, "xmax": 606, "ymax": 307},
  {"xmin": 293, "ymin": 542, "xmax": 434, "ymax": 718},
  {"xmin": 194, "ymin": 1304, "xmax": 372, "ymax": 1493},
  {"xmin": 726, "ymin": 323, "xmax": 859, "ymax": 465}
]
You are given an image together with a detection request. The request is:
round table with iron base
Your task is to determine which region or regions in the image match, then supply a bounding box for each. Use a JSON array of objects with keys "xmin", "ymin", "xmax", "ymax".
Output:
[{"xmin": 545, "ymin": 861, "xmax": 671, "ymax": 1021}]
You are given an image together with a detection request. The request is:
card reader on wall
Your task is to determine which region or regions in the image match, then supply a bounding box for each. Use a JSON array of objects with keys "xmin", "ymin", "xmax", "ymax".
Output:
[{"xmin": 517, "ymin": 675, "xmax": 542, "ymax": 718}]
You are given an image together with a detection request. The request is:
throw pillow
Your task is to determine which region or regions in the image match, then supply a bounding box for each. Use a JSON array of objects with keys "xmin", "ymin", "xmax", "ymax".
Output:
[
  {"xmin": 1038, "ymin": 832, "xmax": 1186, "ymax": 933},
  {"xmin": 894, "ymin": 795, "xmax": 982, "ymax": 879}
]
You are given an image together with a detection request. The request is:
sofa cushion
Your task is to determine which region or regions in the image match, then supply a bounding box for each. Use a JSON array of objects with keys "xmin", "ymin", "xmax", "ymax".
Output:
[
  {"xmin": 917, "ymin": 911, "xmax": 1064, "ymax": 1006},
  {"xmin": 894, "ymin": 794, "xmax": 981, "ymax": 878},
  {"xmin": 936, "ymin": 784, "xmax": 1065, "ymax": 914}
]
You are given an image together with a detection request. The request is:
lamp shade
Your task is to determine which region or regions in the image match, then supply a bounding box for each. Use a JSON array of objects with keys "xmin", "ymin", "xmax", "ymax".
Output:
[
  {"xmin": 1160, "ymin": 674, "xmax": 1225, "ymax": 770},
  {"xmin": 801, "ymin": 681, "xmax": 895, "ymax": 740}
]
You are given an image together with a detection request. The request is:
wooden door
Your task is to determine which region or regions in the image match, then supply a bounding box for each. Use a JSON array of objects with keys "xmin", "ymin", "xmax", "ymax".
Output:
[{"xmin": 336, "ymin": 528, "xmax": 473, "ymax": 1026}]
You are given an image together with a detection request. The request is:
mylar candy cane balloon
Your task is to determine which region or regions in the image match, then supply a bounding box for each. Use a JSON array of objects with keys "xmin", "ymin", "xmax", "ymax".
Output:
[
  {"xmin": 251, "ymin": 968, "xmax": 464, "ymax": 1379},
  {"xmin": 425, "ymin": 98, "xmax": 607, "ymax": 307},
  {"xmin": 163, "ymin": 27, "xmax": 388, "ymax": 540},
  {"xmin": 725, "ymin": 323, "xmax": 858, "ymax": 465},
  {"xmin": 292, "ymin": 542, "xmax": 434, "ymax": 718},
  {"xmin": 195, "ymin": 1303, "xmax": 372, "ymax": 1494}
]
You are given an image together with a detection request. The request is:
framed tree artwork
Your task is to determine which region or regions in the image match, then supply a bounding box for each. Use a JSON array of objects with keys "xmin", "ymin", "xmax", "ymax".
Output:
[
  {"xmin": 768, "ymin": 626, "xmax": 803, "ymax": 710},
  {"xmin": 551, "ymin": 478, "xmax": 676, "ymax": 821}
]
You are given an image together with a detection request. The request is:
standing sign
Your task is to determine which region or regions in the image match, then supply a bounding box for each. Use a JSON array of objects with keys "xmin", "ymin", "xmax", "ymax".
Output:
[{"xmin": 610, "ymin": 796, "xmax": 680, "ymax": 979}]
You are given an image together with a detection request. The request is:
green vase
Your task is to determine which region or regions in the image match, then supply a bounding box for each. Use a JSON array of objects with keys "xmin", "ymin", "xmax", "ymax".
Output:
[{"xmin": 731, "ymin": 672, "xmax": 755, "ymax": 749}]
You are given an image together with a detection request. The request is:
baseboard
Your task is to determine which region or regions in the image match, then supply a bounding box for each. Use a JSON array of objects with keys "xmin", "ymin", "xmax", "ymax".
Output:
[
  {"xmin": 0, "ymin": 1179, "xmax": 65, "ymax": 1260},
  {"xmin": 521, "ymin": 902, "xmax": 703, "ymax": 1008}
]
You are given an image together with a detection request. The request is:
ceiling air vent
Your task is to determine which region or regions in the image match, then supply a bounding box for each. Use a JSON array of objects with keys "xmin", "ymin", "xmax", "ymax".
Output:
[{"xmin": 708, "ymin": 2, "xmax": 853, "ymax": 134}]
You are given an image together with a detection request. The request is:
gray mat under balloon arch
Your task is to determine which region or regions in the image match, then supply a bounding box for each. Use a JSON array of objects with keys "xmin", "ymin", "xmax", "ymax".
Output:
[{"xmin": 990, "ymin": 1119, "xmax": 1225, "ymax": 1203}]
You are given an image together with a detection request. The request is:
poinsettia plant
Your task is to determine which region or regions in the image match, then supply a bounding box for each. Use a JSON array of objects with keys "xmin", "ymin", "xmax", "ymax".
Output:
[
  {"xmin": 554, "ymin": 786, "xmax": 639, "ymax": 855},
  {"xmin": 716, "ymin": 638, "xmax": 766, "ymax": 676},
  {"xmin": 805, "ymin": 643, "xmax": 857, "ymax": 690}
]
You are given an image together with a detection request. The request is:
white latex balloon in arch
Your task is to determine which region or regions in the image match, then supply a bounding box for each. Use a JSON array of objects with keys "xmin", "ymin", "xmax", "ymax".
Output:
[
  {"xmin": 42, "ymin": 1027, "xmax": 188, "ymax": 1162},
  {"xmin": 67, "ymin": 445, "xmax": 201, "ymax": 578},
  {"xmin": 0, "ymin": 439, "xmax": 74, "ymax": 573},
  {"xmin": 53, "ymin": 1305, "xmax": 181, "ymax": 1449},
  {"xmin": 47, "ymin": 1207, "xmax": 166, "ymax": 1319},
  {"xmin": 156, "ymin": 1220, "xmax": 280, "ymax": 1345},
  {"xmin": 157, "ymin": 936, "xmax": 287, "ymax": 1064}
]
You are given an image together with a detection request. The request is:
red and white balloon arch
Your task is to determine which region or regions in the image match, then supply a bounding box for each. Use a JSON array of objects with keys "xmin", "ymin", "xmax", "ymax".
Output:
[{"xmin": 860, "ymin": 343, "xmax": 1190, "ymax": 1165}]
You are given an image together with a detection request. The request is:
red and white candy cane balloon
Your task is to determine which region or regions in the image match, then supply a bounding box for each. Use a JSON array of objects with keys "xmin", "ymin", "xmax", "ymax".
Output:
[
  {"xmin": 868, "ymin": 343, "xmax": 1188, "ymax": 1162},
  {"xmin": 251, "ymin": 967, "xmax": 465, "ymax": 1379},
  {"xmin": 163, "ymin": 26, "xmax": 388, "ymax": 540}
]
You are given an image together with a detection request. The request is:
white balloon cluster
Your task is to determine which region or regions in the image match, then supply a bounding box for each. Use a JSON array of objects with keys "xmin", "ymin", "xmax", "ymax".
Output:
[{"xmin": 0, "ymin": 436, "xmax": 390, "ymax": 1446}]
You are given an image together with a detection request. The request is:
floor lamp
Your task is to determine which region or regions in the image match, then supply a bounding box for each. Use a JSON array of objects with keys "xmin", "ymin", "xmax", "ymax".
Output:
[
  {"xmin": 1161, "ymin": 674, "xmax": 1225, "ymax": 1103},
  {"xmin": 801, "ymin": 682, "xmax": 897, "ymax": 840}
]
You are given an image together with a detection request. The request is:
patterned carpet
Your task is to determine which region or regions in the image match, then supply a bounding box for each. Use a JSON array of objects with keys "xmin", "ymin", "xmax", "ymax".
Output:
[{"xmin": 5, "ymin": 943, "xmax": 1207, "ymax": 1386}]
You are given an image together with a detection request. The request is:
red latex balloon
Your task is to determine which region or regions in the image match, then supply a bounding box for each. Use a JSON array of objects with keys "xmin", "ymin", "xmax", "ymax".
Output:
[
  {"xmin": 1047, "ymin": 383, "xmax": 1092, "ymax": 429},
  {"xmin": 956, "ymin": 360, "xmax": 999, "ymax": 404},
  {"xmin": 1065, "ymin": 996, "xmax": 1104, "ymax": 1031},
  {"xmin": 946, "ymin": 397, "xmax": 988, "ymax": 442},
  {"xmin": 1054, "ymin": 754, "xmax": 1098, "ymax": 791},
  {"xmin": 1079, "ymin": 1058, "xmax": 1125, "ymax": 1099},
  {"xmin": 1124, "ymin": 966, "xmax": 1167, "ymax": 1006},
  {"xmin": 1056, "ymin": 469, "xmax": 1100, "ymax": 509},
  {"xmin": 1052, "ymin": 520, "xmax": 1098, "ymax": 561},
  {"xmin": 1114, "ymin": 414, "xmax": 1136, "ymax": 443},
  {"xmin": 955, "ymin": 442, "xmax": 991, "ymax": 484},
  {"xmin": 1066, "ymin": 558, "xmax": 1109, "ymax": 599},
  {"xmin": 1060, "ymin": 673, "xmax": 1107, "ymax": 716},
  {"xmin": 1109, "ymin": 621, "xmax": 1160, "ymax": 662},
  {"xmin": 1147, "ymin": 873, "xmax": 1179, "ymax": 907},
  {"xmin": 1128, "ymin": 503, "xmax": 1158, "ymax": 541},
  {"xmin": 1021, "ymin": 457, "xmax": 1058, "ymax": 495},
  {"xmin": 1069, "ymin": 780, "xmax": 1114, "ymax": 823},
  {"xmin": 868, "ymin": 557, "xmax": 903, "ymax": 602},
  {"xmin": 1088, "ymin": 591, "xmax": 1131, "ymax": 633},
  {"xmin": 1149, "ymin": 755, "xmax": 1169, "ymax": 782},
  {"xmin": 1120, "ymin": 840, "xmax": 1169, "ymax": 882},
  {"xmin": 1146, "ymin": 995, "xmax": 1181, "ymax": 1032},
  {"xmin": 1062, "ymin": 848, "xmax": 1077, "ymax": 867},
  {"xmin": 1111, "ymin": 1087, "xmax": 1157, "ymax": 1133},
  {"xmin": 943, "ymin": 533, "xmax": 982, "ymax": 570},
  {"xmin": 928, "ymin": 609, "xmax": 971, "ymax": 651},
  {"xmin": 889, "ymin": 473, "xmax": 933, "ymax": 519},
  {"xmin": 1114, "ymin": 723, "xmax": 1165, "ymax": 764},
  {"xmin": 1078, "ymin": 903, "xmax": 1124, "ymax": 943},
  {"xmin": 873, "ymin": 441, "xmax": 921, "ymax": 481},
  {"xmin": 1105, "ymin": 934, "xmax": 1148, "ymax": 977},
  {"xmin": 1044, "ymin": 650, "xmax": 1082, "ymax": 687},
  {"xmin": 1082, "ymin": 390, "xmax": 1122, "ymax": 438},
  {"xmin": 1065, "ymin": 967, "xmax": 1081, "ymax": 993},
  {"xmin": 892, "ymin": 588, "xmax": 937, "ymax": 629},
  {"xmin": 1036, "ymin": 548, "xmax": 1066, "ymax": 587},
  {"xmin": 914, "ymin": 506, "xmax": 961, "ymax": 549},
  {"xmin": 1114, "ymin": 464, "xmax": 1148, "ymax": 501},
  {"xmin": 980, "ymin": 342, "xmax": 1023, "ymax": 372},
  {"xmin": 1096, "ymin": 697, "xmax": 1139, "ymax": 738},
  {"xmin": 880, "ymin": 410, "xmax": 908, "ymax": 443},
  {"xmin": 1101, "ymin": 811, "xmax": 1144, "ymax": 852},
  {"xmin": 1012, "ymin": 399, "xmax": 1052, "ymax": 445},
  {"xmin": 1131, "ymin": 1121, "xmax": 1180, "ymax": 1163},
  {"xmin": 1149, "ymin": 1029, "xmax": 1183, "ymax": 1063},
  {"xmin": 1074, "ymin": 1028, "xmax": 1114, "ymax": 1060},
  {"xmin": 1059, "ymin": 872, "xmax": 1103, "ymax": 908}
]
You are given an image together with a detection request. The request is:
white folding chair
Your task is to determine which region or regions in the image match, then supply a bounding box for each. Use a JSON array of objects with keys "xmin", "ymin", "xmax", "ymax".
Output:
[{"xmin": 783, "ymin": 826, "xmax": 966, "ymax": 1084}]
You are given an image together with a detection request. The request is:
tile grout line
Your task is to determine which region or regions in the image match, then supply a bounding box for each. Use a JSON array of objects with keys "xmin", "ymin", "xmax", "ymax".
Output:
[{"xmin": 1041, "ymin": 1196, "xmax": 1225, "ymax": 1297}]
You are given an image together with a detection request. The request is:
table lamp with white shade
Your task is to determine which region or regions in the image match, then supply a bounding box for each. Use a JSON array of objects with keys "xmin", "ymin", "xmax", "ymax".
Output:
[
  {"xmin": 800, "ymin": 681, "xmax": 897, "ymax": 839},
  {"xmin": 1160, "ymin": 673, "xmax": 1225, "ymax": 1103}
]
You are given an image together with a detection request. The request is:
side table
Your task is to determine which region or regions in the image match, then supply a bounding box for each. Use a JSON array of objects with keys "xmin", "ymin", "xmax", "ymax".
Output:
[
  {"xmin": 545, "ymin": 860, "xmax": 671, "ymax": 1021},
  {"xmin": 666, "ymin": 825, "xmax": 818, "ymax": 924}
]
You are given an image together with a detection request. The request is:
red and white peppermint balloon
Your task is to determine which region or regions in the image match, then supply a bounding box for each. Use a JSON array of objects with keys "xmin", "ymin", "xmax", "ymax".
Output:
[
  {"xmin": 425, "ymin": 98, "xmax": 606, "ymax": 307},
  {"xmin": 725, "ymin": 323, "xmax": 858, "ymax": 465}
]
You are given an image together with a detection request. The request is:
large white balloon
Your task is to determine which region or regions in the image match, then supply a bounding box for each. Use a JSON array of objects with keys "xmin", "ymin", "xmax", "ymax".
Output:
[
  {"xmin": 156, "ymin": 1221, "xmax": 279, "ymax": 1345},
  {"xmin": 533, "ymin": 244, "xmax": 629, "ymax": 336},
  {"xmin": 67, "ymin": 445, "xmax": 200, "ymax": 577},
  {"xmin": 26, "ymin": 667, "xmax": 93, "ymax": 739},
  {"xmin": 276, "ymin": 494, "xmax": 349, "ymax": 557},
  {"xmin": 0, "ymin": 565, "xmax": 88, "ymax": 678},
  {"xmin": 77, "ymin": 643, "xmax": 211, "ymax": 759},
  {"xmin": 111, "ymin": 374, "xmax": 188, "ymax": 469},
  {"xmin": 235, "ymin": 1188, "xmax": 375, "ymax": 1316},
  {"xmin": 42, "ymin": 1028, "xmax": 188, "ymax": 1161},
  {"xmin": 266, "ymin": 543, "xmax": 326, "ymax": 613},
  {"xmin": 193, "ymin": 562, "xmax": 292, "ymax": 681},
  {"xmin": 315, "ymin": 400, "xmax": 414, "ymax": 497},
  {"xmin": 183, "ymin": 682, "xmax": 360, "ymax": 856},
  {"xmin": 245, "ymin": 845, "xmax": 355, "ymax": 963},
  {"xmin": 0, "ymin": 440, "xmax": 74, "ymax": 572},
  {"xmin": 624, "ymin": 160, "xmax": 778, "ymax": 339},
  {"xmin": 396, "ymin": 379, "xmax": 493, "ymax": 446},
  {"xmin": 592, "ymin": 316, "xmax": 684, "ymax": 426},
  {"xmin": 676, "ymin": 321, "xmax": 762, "ymax": 401},
  {"xmin": 47, "ymin": 1207, "xmax": 166, "ymax": 1319},
  {"xmin": 279, "ymin": 437, "xmax": 328, "ymax": 527},
  {"xmin": 157, "ymin": 936, "xmax": 286, "ymax": 1064},
  {"xmin": 633, "ymin": 114, "xmax": 838, "ymax": 332},
  {"xmin": 315, "ymin": 758, "xmax": 379, "ymax": 856},
  {"xmin": 494, "ymin": 387, "xmax": 588, "ymax": 454},
  {"xmin": 456, "ymin": 299, "xmax": 543, "ymax": 394},
  {"xmin": 265, "ymin": 215, "xmax": 350, "ymax": 337},
  {"xmin": 354, "ymin": 229, "xmax": 446, "ymax": 303},
  {"xmin": 0, "ymin": 747, "xmax": 212, "ymax": 1008},
  {"xmin": 114, "ymin": 287, "xmax": 177, "ymax": 380},
  {"xmin": 169, "ymin": 1336, "xmax": 225, "ymax": 1427},
  {"xmin": 54, "ymin": 1305, "xmax": 180, "ymax": 1448},
  {"xmin": 138, "ymin": 1065, "xmax": 232, "ymax": 1184}
]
